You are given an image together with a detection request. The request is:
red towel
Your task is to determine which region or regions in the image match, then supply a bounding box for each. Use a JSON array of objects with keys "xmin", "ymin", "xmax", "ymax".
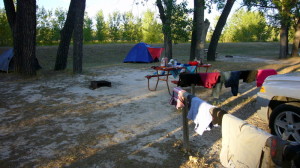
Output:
[
  {"xmin": 256, "ymin": 69, "xmax": 277, "ymax": 87},
  {"xmin": 199, "ymin": 72, "xmax": 220, "ymax": 88}
]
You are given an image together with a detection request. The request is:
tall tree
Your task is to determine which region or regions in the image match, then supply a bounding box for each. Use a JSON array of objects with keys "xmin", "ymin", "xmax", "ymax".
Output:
[
  {"xmin": 291, "ymin": 17, "xmax": 300, "ymax": 57},
  {"xmin": 36, "ymin": 7, "xmax": 53, "ymax": 44},
  {"xmin": 243, "ymin": 0, "xmax": 298, "ymax": 59},
  {"xmin": 291, "ymin": 2, "xmax": 300, "ymax": 57},
  {"xmin": 190, "ymin": 0, "xmax": 204, "ymax": 61},
  {"xmin": 142, "ymin": 9, "xmax": 163, "ymax": 43},
  {"xmin": 108, "ymin": 11, "xmax": 121, "ymax": 42},
  {"xmin": 0, "ymin": 9, "xmax": 13, "ymax": 46},
  {"xmin": 73, "ymin": 0, "xmax": 86, "ymax": 73},
  {"xmin": 207, "ymin": 0, "xmax": 236, "ymax": 61},
  {"xmin": 95, "ymin": 10, "xmax": 107, "ymax": 42},
  {"xmin": 83, "ymin": 13, "xmax": 93, "ymax": 42},
  {"xmin": 54, "ymin": 0, "xmax": 77, "ymax": 70},
  {"xmin": 171, "ymin": 1, "xmax": 192, "ymax": 44},
  {"xmin": 221, "ymin": 9, "xmax": 270, "ymax": 42},
  {"xmin": 156, "ymin": 0, "xmax": 173, "ymax": 59},
  {"xmin": 52, "ymin": 8, "xmax": 67, "ymax": 41},
  {"xmin": 121, "ymin": 11, "xmax": 135, "ymax": 42},
  {"xmin": 4, "ymin": 0, "xmax": 40, "ymax": 76}
]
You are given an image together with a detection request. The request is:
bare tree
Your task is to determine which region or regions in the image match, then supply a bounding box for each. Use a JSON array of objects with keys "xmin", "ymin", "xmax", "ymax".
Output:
[
  {"xmin": 54, "ymin": 0, "xmax": 77, "ymax": 70},
  {"xmin": 207, "ymin": 0, "xmax": 235, "ymax": 61},
  {"xmin": 73, "ymin": 0, "xmax": 86, "ymax": 73},
  {"xmin": 156, "ymin": 0, "xmax": 173, "ymax": 59},
  {"xmin": 4, "ymin": 0, "xmax": 40, "ymax": 76},
  {"xmin": 190, "ymin": 0, "xmax": 204, "ymax": 61}
]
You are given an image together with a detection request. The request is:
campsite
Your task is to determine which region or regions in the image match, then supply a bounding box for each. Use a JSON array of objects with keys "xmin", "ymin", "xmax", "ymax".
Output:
[
  {"xmin": 1, "ymin": 43, "xmax": 299, "ymax": 167},
  {"xmin": 1, "ymin": 0, "xmax": 300, "ymax": 167}
]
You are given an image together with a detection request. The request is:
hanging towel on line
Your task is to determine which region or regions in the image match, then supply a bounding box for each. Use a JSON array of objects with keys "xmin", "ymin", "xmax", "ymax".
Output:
[{"xmin": 187, "ymin": 97, "xmax": 215, "ymax": 135}]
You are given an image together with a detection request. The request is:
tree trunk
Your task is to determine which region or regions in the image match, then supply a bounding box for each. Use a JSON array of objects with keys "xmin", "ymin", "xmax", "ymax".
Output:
[
  {"xmin": 195, "ymin": 0, "xmax": 204, "ymax": 60},
  {"xmin": 3, "ymin": 0, "xmax": 15, "ymax": 31},
  {"xmin": 156, "ymin": 0, "xmax": 173, "ymax": 60},
  {"xmin": 279, "ymin": 22, "xmax": 289, "ymax": 59},
  {"xmin": 189, "ymin": 26, "xmax": 196, "ymax": 61},
  {"xmin": 73, "ymin": 0, "xmax": 86, "ymax": 73},
  {"xmin": 201, "ymin": 19, "xmax": 210, "ymax": 58},
  {"xmin": 14, "ymin": 0, "xmax": 37, "ymax": 75},
  {"xmin": 207, "ymin": 0, "xmax": 235, "ymax": 61},
  {"xmin": 54, "ymin": 0, "xmax": 77, "ymax": 70},
  {"xmin": 4, "ymin": 0, "xmax": 40, "ymax": 76},
  {"xmin": 291, "ymin": 18, "xmax": 300, "ymax": 57},
  {"xmin": 190, "ymin": 0, "xmax": 204, "ymax": 61}
]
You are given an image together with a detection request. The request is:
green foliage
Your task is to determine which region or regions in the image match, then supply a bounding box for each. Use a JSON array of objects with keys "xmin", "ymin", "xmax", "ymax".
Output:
[
  {"xmin": 36, "ymin": 7, "xmax": 67, "ymax": 44},
  {"xmin": 95, "ymin": 10, "xmax": 108, "ymax": 42},
  {"xmin": 0, "ymin": 8, "xmax": 13, "ymax": 46},
  {"xmin": 171, "ymin": 1, "xmax": 192, "ymax": 43},
  {"xmin": 51, "ymin": 8, "xmax": 66, "ymax": 41},
  {"xmin": 121, "ymin": 12, "xmax": 137, "ymax": 42},
  {"xmin": 83, "ymin": 13, "xmax": 94, "ymax": 41},
  {"xmin": 221, "ymin": 9, "xmax": 271, "ymax": 42},
  {"xmin": 37, "ymin": 7, "xmax": 55, "ymax": 44},
  {"xmin": 142, "ymin": 10, "xmax": 163, "ymax": 43},
  {"xmin": 108, "ymin": 11, "xmax": 122, "ymax": 42}
]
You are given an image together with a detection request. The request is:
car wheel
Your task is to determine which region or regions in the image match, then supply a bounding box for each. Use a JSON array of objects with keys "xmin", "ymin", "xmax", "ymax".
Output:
[{"xmin": 269, "ymin": 102, "xmax": 300, "ymax": 144}]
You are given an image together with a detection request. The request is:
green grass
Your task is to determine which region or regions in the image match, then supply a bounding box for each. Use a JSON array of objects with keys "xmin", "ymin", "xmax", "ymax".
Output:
[{"xmin": 1, "ymin": 42, "xmax": 282, "ymax": 73}]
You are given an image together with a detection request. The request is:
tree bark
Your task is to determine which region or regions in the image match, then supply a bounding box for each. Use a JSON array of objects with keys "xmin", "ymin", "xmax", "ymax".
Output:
[
  {"xmin": 279, "ymin": 22, "xmax": 289, "ymax": 59},
  {"xmin": 291, "ymin": 18, "xmax": 300, "ymax": 57},
  {"xmin": 14, "ymin": 0, "xmax": 37, "ymax": 75},
  {"xmin": 73, "ymin": 0, "xmax": 86, "ymax": 73},
  {"xmin": 190, "ymin": 0, "xmax": 204, "ymax": 61},
  {"xmin": 3, "ymin": 0, "xmax": 15, "ymax": 31},
  {"xmin": 54, "ymin": 0, "xmax": 77, "ymax": 70},
  {"xmin": 156, "ymin": 0, "xmax": 173, "ymax": 60},
  {"xmin": 207, "ymin": 0, "xmax": 235, "ymax": 61}
]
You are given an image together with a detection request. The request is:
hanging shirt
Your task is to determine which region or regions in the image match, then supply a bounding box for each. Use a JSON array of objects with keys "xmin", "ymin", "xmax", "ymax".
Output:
[
  {"xmin": 187, "ymin": 97, "xmax": 215, "ymax": 135},
  {"xmin": 240, "ymin": 70, "xmax": 258, "ymax": 83},
  {"xmin": 199, "ymin": 72, "xmax": 220, "ymax": 88}
]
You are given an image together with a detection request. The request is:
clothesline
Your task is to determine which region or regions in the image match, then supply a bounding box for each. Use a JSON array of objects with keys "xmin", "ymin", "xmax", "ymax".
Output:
[
  {"xmin": 170, "ymin": 88, "xmax": 288, "ymax": 167},
  {"xmin": 175, "ymin": 69, "xmax": 277, "ymax": 98}
]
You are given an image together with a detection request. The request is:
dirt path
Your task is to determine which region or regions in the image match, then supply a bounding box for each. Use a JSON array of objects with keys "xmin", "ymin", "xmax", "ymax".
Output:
[{"xmin": 0, "ymin": 56, "xmax": 299, "ymax": 167}]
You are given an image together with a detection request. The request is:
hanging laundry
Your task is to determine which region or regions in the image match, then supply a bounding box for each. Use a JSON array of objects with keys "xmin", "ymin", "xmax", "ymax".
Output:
[
  {"xmin": 170, "ymin": 69, "xmax": 181, "ymax": 78},
  {"xmin": 212, "ymin": 71, "xmax": 241, "ymax": 98},
  {"xmin": 169, "ymin": 87, "xmax": 186, "ymax": 109},
  {"xmin": 187, "ymin": 97, "xmax": 215, "ymax": 135},
  {"xmin": 240, "ymin": 70, "xmax": 258, "ymax": 83},
  {"xmin": 256, "ymin": 69, "xmax": 277, "ymax": 87},
  {"xmin": 199, "ymin": 72, "xmax": 220, "ymax": 88},
  {"xmin": 211, "ymin": 107, "xmax": 227, "ymax": 125},
  {"xmin": 220, "ymin": 114, "xmax": 272, "ymax": 168},
  {"xmin": 178, "ymin": 73, "xmax": 202, "ymax": 87}
]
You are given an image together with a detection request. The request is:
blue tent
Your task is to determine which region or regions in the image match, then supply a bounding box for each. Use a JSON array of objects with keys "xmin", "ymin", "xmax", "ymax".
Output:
[
  {"xmin": 0, "ymin": 48, "xmax": 13, "ymax": 72},
  {"xmin": 123, "ymin": 42, "xmax": 163, "ymax": 63}
]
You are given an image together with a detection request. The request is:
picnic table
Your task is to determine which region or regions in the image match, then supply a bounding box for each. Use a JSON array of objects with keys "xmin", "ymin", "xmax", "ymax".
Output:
[{"xmin": 145, "ymin": 64, "xmax": 212, "ymax": 95}]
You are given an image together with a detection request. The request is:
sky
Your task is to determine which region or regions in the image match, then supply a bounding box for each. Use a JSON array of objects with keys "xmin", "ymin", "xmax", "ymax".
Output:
[{"xmin": 0, "ymin": 0, "xmax": 242, "ymax": 24}]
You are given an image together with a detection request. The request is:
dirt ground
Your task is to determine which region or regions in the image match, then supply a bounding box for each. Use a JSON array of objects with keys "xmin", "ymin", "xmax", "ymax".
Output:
[{"xmin": 0, "ymin": 56, "xmax": 299, "ymax": 168}]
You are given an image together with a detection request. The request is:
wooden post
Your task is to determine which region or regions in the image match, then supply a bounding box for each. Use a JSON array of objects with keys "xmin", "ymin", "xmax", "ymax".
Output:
[
  {"xmin": 191, "ymin": 84, "xmax": 195, "ymax": 95},
  {"xmin": 182, "ymin": 98, "xmax": 190, "ymax": 151}
]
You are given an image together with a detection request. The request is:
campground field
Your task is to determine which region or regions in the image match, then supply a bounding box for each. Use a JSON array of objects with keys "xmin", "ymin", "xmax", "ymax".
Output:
[{"xmin": 0, "ymin": 42, "xmax": 299, "ymax": 167}]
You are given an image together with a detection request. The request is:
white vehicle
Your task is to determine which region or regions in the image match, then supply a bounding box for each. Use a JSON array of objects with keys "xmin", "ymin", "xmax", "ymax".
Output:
[{"xmin": 256, "ymin": 72, "xmax": 300, "ymax": 144}]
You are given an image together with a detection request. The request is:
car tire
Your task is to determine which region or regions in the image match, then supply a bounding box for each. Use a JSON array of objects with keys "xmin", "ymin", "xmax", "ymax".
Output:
[{"xmin": 269, "ymin": 102, "xmax": 300, "ymax": 144}]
